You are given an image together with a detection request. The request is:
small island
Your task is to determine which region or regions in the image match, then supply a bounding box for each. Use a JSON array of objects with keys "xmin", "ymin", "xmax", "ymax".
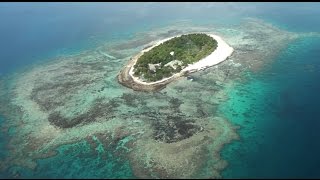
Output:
[{"xmin": 118, "ymin": 33, "xmax": 234, "ymax": 91}]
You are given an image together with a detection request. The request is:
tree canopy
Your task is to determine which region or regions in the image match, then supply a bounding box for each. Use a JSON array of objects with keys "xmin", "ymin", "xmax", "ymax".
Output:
[{"xmin": 133, "ymin": 33, "xmax": 217, "ymax": 82}]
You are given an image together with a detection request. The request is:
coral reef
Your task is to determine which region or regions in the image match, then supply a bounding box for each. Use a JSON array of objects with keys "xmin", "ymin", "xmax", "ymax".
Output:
[{"xmin": 0, "ymin": 18, "xmax": 308, "ymax": 178}]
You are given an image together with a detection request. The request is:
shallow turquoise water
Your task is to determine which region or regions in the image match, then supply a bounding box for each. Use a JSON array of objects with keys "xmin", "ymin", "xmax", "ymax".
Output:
[
  {"xmin": 220, "ymin": 36, "xmax": 320, "ymax": 178},
  {"xmin": 0, "ymin": 116, "xmax": 7, "ymax": 160},
  {"xmin": 0, "ymin": 116, "xmax": 10, "ymax": 178},
  {"xmin": 6, "ymin": 139, "xmax": 135, "ymax": 179}
]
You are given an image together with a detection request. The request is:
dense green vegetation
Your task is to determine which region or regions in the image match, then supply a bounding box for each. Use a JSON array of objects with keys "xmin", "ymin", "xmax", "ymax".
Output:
[{"xmin": 133, "ymin": 33, "xmax": 217, "ymax": 82}]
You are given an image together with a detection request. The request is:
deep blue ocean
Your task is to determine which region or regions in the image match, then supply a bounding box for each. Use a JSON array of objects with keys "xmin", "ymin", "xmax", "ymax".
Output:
[{"xmin": 1, "ymin": 2, "xmax": 320, "ymax": 178}]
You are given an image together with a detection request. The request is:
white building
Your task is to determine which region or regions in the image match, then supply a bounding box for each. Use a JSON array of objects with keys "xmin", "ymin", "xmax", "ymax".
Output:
[
  {"xmin": 164, "ymin": 60, "xmax": 183, "ymax": 70},
  {"xmin": 148, "ymin": 63, "xmax": 162, "ymax": 72}
]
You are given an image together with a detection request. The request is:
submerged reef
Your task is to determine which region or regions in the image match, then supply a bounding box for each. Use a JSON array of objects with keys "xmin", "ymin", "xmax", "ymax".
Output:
[{"xmin": 1, "ymin": 18, "xmax": 314, "ymax": 178}]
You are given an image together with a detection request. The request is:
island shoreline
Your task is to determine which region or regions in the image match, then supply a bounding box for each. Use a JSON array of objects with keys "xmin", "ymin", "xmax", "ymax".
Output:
[{"xmin": 118, "ymin": 33, "xmax": 234, "ymax": 92}]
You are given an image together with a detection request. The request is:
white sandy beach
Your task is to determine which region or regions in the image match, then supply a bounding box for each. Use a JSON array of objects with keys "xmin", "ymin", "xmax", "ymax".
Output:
[{"xmin": 128, "ymin": 33, "xmax": 234, "ymax": 85}]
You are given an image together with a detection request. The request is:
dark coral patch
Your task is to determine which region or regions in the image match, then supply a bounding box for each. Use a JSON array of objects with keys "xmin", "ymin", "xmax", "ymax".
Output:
[
  {"xmin": 152, "ymin": 114, "xmax": 201, "ymax": 143},
  {"xmin": 48, "ymin": 98, "xmax": 119, "ymax": 129}
]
